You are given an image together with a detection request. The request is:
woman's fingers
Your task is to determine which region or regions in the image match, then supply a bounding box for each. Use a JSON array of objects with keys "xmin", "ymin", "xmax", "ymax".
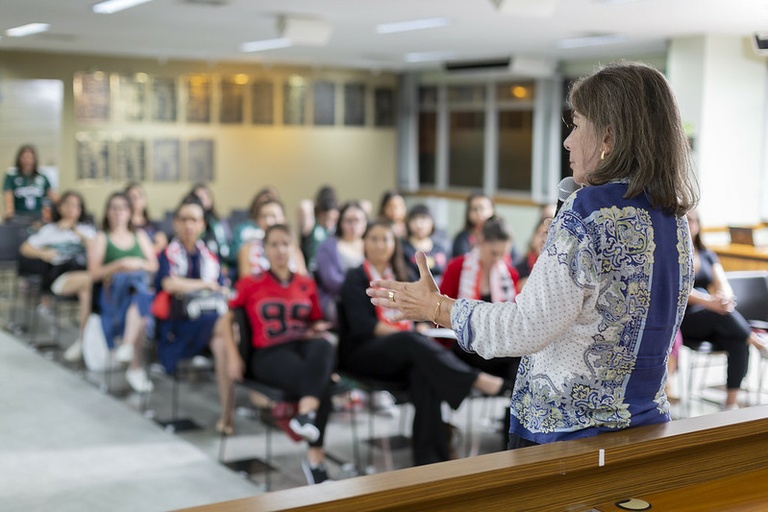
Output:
[{"xmin": 415, "ymin": 251, "xmax": 439, "ymax": 292}]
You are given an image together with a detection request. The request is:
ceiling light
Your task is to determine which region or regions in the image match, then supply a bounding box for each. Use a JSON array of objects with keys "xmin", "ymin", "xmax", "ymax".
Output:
[
  {"xmin": 558, "ymin": 34, "xmax": 628, "ymax": 49},
  {"xmin": 377, "ymin": 17, "xmax": 450, "ymax": 34},
  {"xmin": 405, "ymin": 51, "xmax": 455, "ymax": 63},
  {"xmin": 5, "ymin": 23, "xmax": 50, "ymax": 37},
  {"xmin": 92, "ymin": 0, "xmax": 154, "ymax": 14},
  {"xmin": 240, "ymin": 38, "xmax": 291, "ymax": 53}
]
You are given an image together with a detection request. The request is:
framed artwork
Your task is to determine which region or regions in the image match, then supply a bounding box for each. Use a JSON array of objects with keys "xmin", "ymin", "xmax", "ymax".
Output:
[
  {"xmin": 75, "ymin": 133, "xmax": 109, "ymax": 180},
  {"xmin": 220, "ymin": 77, "xmax": 245, "ymax": 124},
  {"xmin": 74, "ymin": 71, "xmax": 110, "ymax": 123},
  {"xmin": 113, "ymin": 74, "xmax": 147, "ymax": 122},
  {"xmin": 185, "ymin": 74, "xmax": 211, "ymax": 123},
  {"xmin": 344, "ymin": 83, "xmax": 366, "ymax": 126},
  {"xmin": 251, "ymin": 81, "xmax": 274, "ymax": 125},
  {"xmin": 374, "ymin": 87, "xmax": 396, "ymax": 127},
  {"xmin": 313, "ymin": 81, "xmax": 336, "ymax": 126},
  {"xmin": 114, "ymin": 138, "xmax": 146, "ymax": 182},
  {"xmin": 283, "ymin": 77, "xmax": 307, "ymax": 126},
  {"xmin": 187, "ymin": 139, "xmax": 214, "ymax": 182},
  {"xmin": 151, "ymin": 138, "xmax": 180, "ymax": 181},
  {"xmin": 151, "ymin": 77, "xmax": 177, "ymax": 122}
]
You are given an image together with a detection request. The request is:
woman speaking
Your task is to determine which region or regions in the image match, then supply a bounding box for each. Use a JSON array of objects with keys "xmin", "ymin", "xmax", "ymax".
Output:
[{"xmin": 367, "ymin": 61, "xmax": 698, "ymax": 449}]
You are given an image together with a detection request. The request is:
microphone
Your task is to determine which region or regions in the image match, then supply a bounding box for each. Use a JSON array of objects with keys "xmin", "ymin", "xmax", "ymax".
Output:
[{"xmin": 556, "ymin": 177, "xmax": 581, "ymax": 215}]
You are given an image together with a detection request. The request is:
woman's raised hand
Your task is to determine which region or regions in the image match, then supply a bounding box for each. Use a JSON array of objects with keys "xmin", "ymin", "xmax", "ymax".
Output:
[{"xmin": 366, "ymin": 251, "xmax": 440, "ymax": 322}]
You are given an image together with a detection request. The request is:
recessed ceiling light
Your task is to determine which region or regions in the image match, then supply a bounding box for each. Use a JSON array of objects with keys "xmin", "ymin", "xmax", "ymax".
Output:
[
  {"xmin": 92, "ymin": 0, "xmax": 154, "ymax": 14},
  {"xmin": 5, "ymin": 23, "xmax": 50, "ymax": 37},
  {"xmin": 240, "ymin": 38, "xmax": 291, "ymax": 53},
  {"xmin": 377, "ymin": 17, "xmax": 450, "ymax": 34},
  {"xmin": 404, "ymin": 51, "xmax": 455, "ymax": 63},
  {"xmin": 558, "ymin": 34, "xmax": 628, "ymax": 49}
]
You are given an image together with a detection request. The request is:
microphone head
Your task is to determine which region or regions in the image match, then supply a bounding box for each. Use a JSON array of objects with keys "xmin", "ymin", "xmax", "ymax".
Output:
[{"xmin": 557, "ymin": 177, "xmax": 581, "ymax": 203}]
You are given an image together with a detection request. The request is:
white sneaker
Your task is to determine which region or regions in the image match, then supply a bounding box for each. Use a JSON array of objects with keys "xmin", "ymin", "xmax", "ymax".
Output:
[
  {"xmin": 115, "ymin": 343, "xmax": 134, "ymax": 364},
  {"xmin": 126, "ymin": 368, "xmax": 154, "ymax": 393},
  {"xmin": 63, "ymin": 339, "xmax": 83, "ymax": 362}
]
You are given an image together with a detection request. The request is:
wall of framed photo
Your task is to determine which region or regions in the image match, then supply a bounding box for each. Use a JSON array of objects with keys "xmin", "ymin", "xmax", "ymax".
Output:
[
  {"xmin": 0, "ymin": 50, "xmax": 399, "ymax": 222},
  {"xmin": 71, "ymin": 70, "xmax": 397, "ymax": 186}
]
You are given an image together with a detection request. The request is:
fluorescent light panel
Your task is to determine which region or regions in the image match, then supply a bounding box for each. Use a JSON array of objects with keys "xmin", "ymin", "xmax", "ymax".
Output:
[
  {"xmin": 558, "ymin": 34, "xmax": 628, "ymax": 49},
  {"xmin": 6, "ymin": 23, "xmax": 50, "ymax": 37},
  {"xmin": 405, "ymin": 51, "xmax": 455, "ymax": 63},
  {"xmin": 240, "ymin": 38, "xmax": 291, "ymax": 53},
  {"xmin": 377, "ymin": 17, "xmax": 450, "ymax": 34},
  {"xmin": 92, "ymin": 0, "xmax": 154, "ymax": 14}
]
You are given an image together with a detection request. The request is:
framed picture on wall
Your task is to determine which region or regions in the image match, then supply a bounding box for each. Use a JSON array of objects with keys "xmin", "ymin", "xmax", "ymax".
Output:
[
  {"xmin": 151, "ymin": 138, "xmax": 180, "ymax": 182},
  {"xmin": 374, "ymin": 87, "xmax": 396, "ymax": 127},
  {"xmin": 74, "ymin": 71, "xmax": 110, "ymax": 123},
  {"xmin": 220, "ymin": 77, "xmax": 245, "ymax": 124},
  {"xmin": 187, "ymin": 139, "xmax": 214, "ymax": 182},
  {"xmin": 251, "ymin": 81, "xmax": 274, "ymax": 125},
  {"xmin": 113, "ymin": 74, "xmax": 147, "ymax": 122},
  {"xmin": 185, "ymin": 74, "xmax": 212, "ymax": 124},
  {"xmin": 344, "ymin": 83, "xmax": 366, "ymax": 126},
  {"xmin": 114, "ymin": 137, "xmax": 146, "ymax": 182},
  {"xmin": 150, "ymin": 77, "xmax": 177, "ymax": 122},
  {"xmin": 313, "ymin": 81, "xmax": 336, "ymax": 126},
  {"xmin": 283, "ymin": 77, "xmax": 307, "ymax": 126},
  {"xmin": 75, "ymin": 133, "xmax": 110, "ymax": 180}
]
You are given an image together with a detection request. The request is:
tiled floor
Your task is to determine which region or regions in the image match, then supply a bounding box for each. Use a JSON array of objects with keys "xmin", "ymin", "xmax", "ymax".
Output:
[{"xmin": 2, "ymin": 282, "xmax": 767, "ymax": 510}]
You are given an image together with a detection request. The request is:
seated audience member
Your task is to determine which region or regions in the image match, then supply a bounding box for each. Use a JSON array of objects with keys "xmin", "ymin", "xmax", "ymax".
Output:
[
  {"xmin": 314, "ymin": 201, "xmax": 367, "ymax": 324},
  {"xmin": 298, "ymin": 185, "xmax": 339, "ymax": 274},
  {"xmin": 188, "ymin": 183, "xmax": 232, "ymax": 270},
  {"xmin": 339, "ymin": 220, "xmax": 508, "ymax": 466},
  {"xmin": 401, "ymin": 203, "xmax": 449, "ymax": 283},
  {"xmin": 218, "ymin": 224, "xmax": 336, "ymax": 484},
  {"xmin": 124, "ymin": 181, "xmax": 168, "ymax": 253},
  {"xmin": 229, "ymin": 186, "xmax": 280, "ymax": 267},
  {"xmin": 20, "ymin": 191, "xmax": 96, "ymax": 361},
  {"xmin": 377, "ymin": 189, "xmax": 407, "ymax": 239},
  {"xmin": 237, "ymin": 198, "xmax": 307, "ymax": 278},
  {"xmin": 451, "ymin": 192, "xmax": 494, "ymax": 257},
  {"xmin": 440, "ymin": 216, "xmax": 521, "ymax": 382},
  {"xmin": 153, "ymin": 196, "xmax": 229, "ymax": 377},
  {"xmin": 514, "ymin": 216, "xmax": 549, "ymax": 290},
  {"xmin": 3, "ymin": 144, "xmax": 58, "ymax": 225},
  {"xmin": 88, "ymin": 192, "xmax": 158, "ymax": 393},
  {"xmin": 681, "ymin": 209, "xmax": 768, "ymax": 409}
]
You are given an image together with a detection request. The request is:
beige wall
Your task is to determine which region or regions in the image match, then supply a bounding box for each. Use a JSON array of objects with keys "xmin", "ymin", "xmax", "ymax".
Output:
[{"xmin": 0, "ymin": 50, "xmax": 398, "ymax": 225}]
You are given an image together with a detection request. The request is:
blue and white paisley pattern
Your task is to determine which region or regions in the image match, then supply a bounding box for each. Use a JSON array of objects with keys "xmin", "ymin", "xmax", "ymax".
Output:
[
  {"xmin": 453, "ymin": 298, "xmax": 479, "ymax": 352},
  {"xmin": 451, "ymin": 182, "xmax": 694, "ymax": 443}
]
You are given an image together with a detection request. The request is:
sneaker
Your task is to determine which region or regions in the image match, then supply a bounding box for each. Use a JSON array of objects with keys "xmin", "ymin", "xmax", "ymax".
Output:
[
  {"xmin": 372, "ymin": 391, "xmax": 398, "ymax": 418},
  {"xmin": 301, "ymin": 458, "xmax": 330, "ymax": 485},
  {"xmin": 36, "ymin": 303, "xmax": 53, "ymax": 317},
  {"xmin": 288, "ymin": 413, "xmax": 320, "ymax": 443},
  {"xmin": 63, "ymin": 339, "xmax": 83, "ymax": 362},
  {"xmin": 115, "ymin": 343, "xmax": 134, "ymax": 364},
  {"xmin": 126, "ymin": 368, "xmax": 154, "ymax": 393}
]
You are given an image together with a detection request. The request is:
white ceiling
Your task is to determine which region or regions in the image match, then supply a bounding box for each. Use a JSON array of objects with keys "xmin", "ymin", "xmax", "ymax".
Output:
[{"xmin": 2, "ymin": 0, "xmax": 768, "ymax": 71}]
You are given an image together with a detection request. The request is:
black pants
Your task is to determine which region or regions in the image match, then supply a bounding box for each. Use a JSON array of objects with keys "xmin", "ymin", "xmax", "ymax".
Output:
[
  {"xmin": 451, "ymin": 341, "xmax": 520, "ymax": 382},
  {"xmin": 343, "ymin": 331, "xmax": 479, "ymax": 466},
  {"xmin": 680, "ymin": 306, "xmax": 751, "ymax": 390},
  {"xmin": 250, "ymin": 338, "xmax": 335, "ymax": 448}
]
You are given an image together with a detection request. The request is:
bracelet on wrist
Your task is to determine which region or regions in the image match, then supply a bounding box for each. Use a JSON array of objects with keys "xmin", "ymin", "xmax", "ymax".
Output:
[{"xmin": 432, "ymin": 294, "xmax": 447, "ymax": 325}]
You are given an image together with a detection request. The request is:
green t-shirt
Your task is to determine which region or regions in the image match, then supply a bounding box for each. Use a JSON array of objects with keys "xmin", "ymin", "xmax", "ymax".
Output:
[{"xmin": 3, "ymin": 169, "xmax": 51, "ymax": 215}]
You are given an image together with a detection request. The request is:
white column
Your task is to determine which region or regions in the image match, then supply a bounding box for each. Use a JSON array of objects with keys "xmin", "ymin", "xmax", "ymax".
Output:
[{"xmin": 667, "ymin": 35, "xmax": 768, "ymax": 226}]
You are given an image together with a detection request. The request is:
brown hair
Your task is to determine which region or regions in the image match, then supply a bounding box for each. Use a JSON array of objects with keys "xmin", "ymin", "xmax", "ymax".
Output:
[{"xmin": 567, "ymin": 61, "xmax": 698, "ymax": 216}]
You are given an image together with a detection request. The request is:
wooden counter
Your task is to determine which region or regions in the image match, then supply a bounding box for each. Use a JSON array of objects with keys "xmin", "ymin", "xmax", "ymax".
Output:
[
  {"xmin": 180, "ymin": 405, "xmax": 768, "ymax": 512},
  {"xmin": 711, "ymin": 244, "xmax": 768, "ymax": 271}
]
